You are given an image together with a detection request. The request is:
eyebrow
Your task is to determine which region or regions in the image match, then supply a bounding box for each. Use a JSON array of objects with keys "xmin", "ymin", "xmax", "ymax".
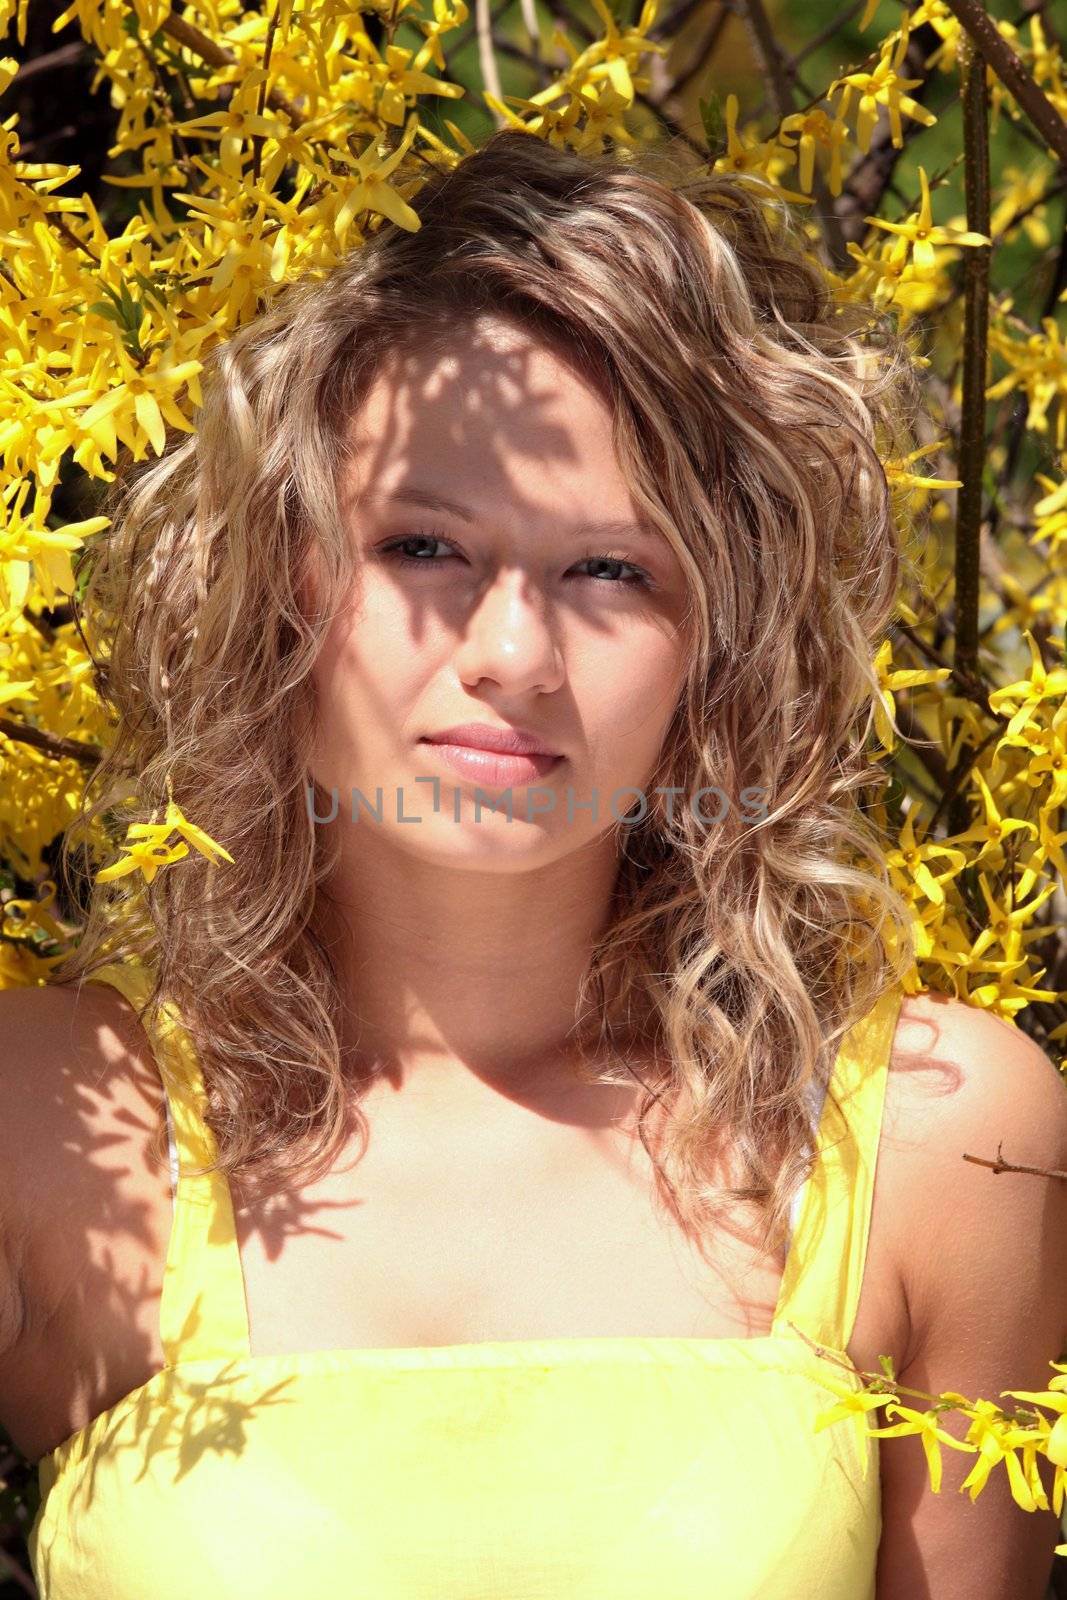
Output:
[{"xmin": 357, "ymin": 487, "xmax": 663, "ymax": 545}]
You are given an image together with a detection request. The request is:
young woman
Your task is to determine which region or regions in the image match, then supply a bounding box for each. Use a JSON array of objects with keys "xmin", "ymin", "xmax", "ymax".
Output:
[{"xmin": 2, "ymin": 129, "xmax": 1065, "ymax": 1600}]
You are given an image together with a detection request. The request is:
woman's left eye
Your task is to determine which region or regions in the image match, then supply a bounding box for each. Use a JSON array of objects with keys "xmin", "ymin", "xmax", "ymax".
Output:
[
  {"xmin": 573, "ymin": 552, "xmax": 653, "ymax": 588},
  {"xmin": 379, "ymin": 533, "xmax": 653, "ymax": 589}
]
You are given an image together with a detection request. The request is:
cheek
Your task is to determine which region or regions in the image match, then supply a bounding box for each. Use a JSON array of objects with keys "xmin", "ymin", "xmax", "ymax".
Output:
[
  {"xmin": 312, "ymin": 594, "xmax": 434, "ymax": 746},
  {"xmin": 581, "ymin": 634, "xmax": 686, "ymax": 771}
]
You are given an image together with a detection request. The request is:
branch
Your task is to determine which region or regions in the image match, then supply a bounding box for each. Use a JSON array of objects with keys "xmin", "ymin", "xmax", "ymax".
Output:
[
  {"xmin": 736, "ymin": 0, "xmax": 850, "ymax": 268},
  {"xmin": 12, "ymin": 40, "xmax": 85, "ymax": 83},
  {"xmin": 889, "ymin": 618, "xmax": 1001, "ymax": 715},
  {"xmin": 888, "ymin": 696, "xmax": 951, "ymax": 792},
  {"xmin": 941, "ymin": 0, "xmax": 1067, "ymax": 166},
  {"xmin": 0, "ymin": 717, "xmax": 102, "ymax": 766},
  {"xmin": 475, "ymin": 0, "xmax": 506, "ymax": 122},
  {"xmin": 954, "ymin": 30, "xmax": 992, "ymax": 689},
  {"xmin": 962, "ymin": 1141, "xmax": 1067, "ymax": 1181},
  {"xmin": 0, "ymin": 1547, "xmax": 39, "ymax": 1597},
  {"xmin": 160, "ymin": 14, "xmax": 304, "ymax": 125}
]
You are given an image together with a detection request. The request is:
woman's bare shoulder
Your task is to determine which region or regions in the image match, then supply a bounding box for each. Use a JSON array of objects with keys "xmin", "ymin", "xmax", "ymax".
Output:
[
  {"xmin": 0, "ymin": 978, "xmax": 166, "ymax": 1359},
  {"xmin": 885, "ymin": 986, "xmax": 1066, "ymax": 1139},
  {"xmin": 0, "ymin": 976, "xmax": 163, "ymax": 1125},
  {"xmin": 880, "ymin": 986, "xmax": 1067, "ymax": 1360}
]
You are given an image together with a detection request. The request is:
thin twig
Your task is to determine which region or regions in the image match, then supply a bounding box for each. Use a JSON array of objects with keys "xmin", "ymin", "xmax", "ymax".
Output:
[
  {"xmin": 252, "ymin": 1, "xmax": 284, "ymax": 185},
  {"xmin": 948, "ymin": 30, "xmax": 992, "ymax": 838},
  {"xmin": 888, "ymin": 697, "xmax": 952, "ymax": 792},
  {"xmin": 927, "ymin": 721, "xmax": 1005, "ymax": 833},
  {"xmin": 476, "ymin": 0, "xmax": 506, "ymax": 121},
  {"xmin": 11, "ymin": 40, "xmax": 85, "ymax": 82},
  {"xmin": 0, "ymin": 1548, "xmax": 39, "ymax": 1597},
  {"xmin": 666, "ymin": 6, "xmax": 732, "ymax": 101},
  {"xmin": 736, "ymin": 0, "xmax": 850, "ymax": 267},
  {"xmin": 889, "ymin": 619, "xmax": 1000, "ymax": 716},
  {"xmin": 962, "ymin": 1141, "xmax": 1067, "ymax": 1180}
]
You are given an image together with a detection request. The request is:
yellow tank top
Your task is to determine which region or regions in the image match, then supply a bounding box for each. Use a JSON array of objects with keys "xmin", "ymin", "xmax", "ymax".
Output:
[{"xmin": 28, "ymin": 963, "xmax": 903, "ymax": 1600}]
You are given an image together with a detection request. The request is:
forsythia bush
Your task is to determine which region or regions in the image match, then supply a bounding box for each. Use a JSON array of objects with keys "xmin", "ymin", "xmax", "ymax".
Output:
[{"xmin": 1, "ymin": 0, "xmax": 1067, "ymax": 1564}]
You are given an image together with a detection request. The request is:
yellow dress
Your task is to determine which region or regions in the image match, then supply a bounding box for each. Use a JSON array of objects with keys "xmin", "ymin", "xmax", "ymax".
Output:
[{"xmin": 28, "ymin": 962, "xmax": 903, "ymax": 1599}]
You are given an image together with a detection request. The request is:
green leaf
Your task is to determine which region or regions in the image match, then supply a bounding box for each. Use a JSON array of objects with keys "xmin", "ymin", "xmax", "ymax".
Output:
[
  {"xmin": 87, "ymin": 301, "xmax": 126, "ymax": 327},
  {"xmin": 698, "ymin": 89, "xmax": 726, "ymax": 162}
]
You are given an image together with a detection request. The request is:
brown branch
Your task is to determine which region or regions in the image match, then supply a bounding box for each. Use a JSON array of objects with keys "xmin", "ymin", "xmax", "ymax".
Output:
[
  {"xmin": 888, "ymin": 696, "xmax": 951, "ymax": 793},
  {"xmin": 963, "ymin": 1141, "xmax": 1067, "ymax": 1180},
  {"xmin": 0, "ymin": 717, "xmax": 102, "ymax": 766},
  {"xmin": 52, "ymin": 214, "xmax": 100, "ymax": 265},
  {"xmin": 941, "ymin": 0, "xmax": 1067, "ymax": 166},
  {"xmin": 667, "ymin": 6, "xmax": 732, "ymax": 100},
  {"xmin": 0, "ymin": 1546, "xmax": 39, "ymax": 1597},
  {"xmin": 160, "ymin": 14, "xmax": 304, "ymax": 124},
  {"xmin": 736, "ymin": 0, "xmax": 850, "ymax": 269},
  {"xmin": 948, "ymin": 31, "xmax": 993, "ymax": 838},
  {"xmin": 252, "ymin": 1, "xmax": 285, "ymax": 184},
  {"xmin": 12, "ymin": 40, "xmax": 85, "ymax": 82},
  {"xmin": 647, "ymin": 0, "xmax": 713, "ymax": 44},
  {"xmin": 889, "ymin": 619, "xmax": 1001, "ymax": 716},
  {"xmin": 954, "ymin": 32, "xmax": 992, "ymax": 687},
  {"xmin": 927, "ymin": 719, "xmax": 1004, "ymax": 833}
]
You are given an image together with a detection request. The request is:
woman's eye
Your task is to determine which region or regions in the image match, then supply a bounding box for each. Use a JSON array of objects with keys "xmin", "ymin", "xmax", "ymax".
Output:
[
  {"xmin": 380, "ymin": 532, "xmax": 458, "ymax": 567},
  {"xmin": 379, "ymin": 533, "xmax": 652, "ymax": 590},
  {"xmin": 573, "ymin": 553, "xmax": 653, "ymax": 588}
]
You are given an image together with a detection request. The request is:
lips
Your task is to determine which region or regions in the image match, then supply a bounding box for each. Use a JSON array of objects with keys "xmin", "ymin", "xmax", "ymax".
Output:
[
  {"xmin": 418, "ymin": 738, "xmax": 563, "ymax": 787},
  {"xmin": 421, "ymin": 723, "xmax": 560, "ymax": 757}
]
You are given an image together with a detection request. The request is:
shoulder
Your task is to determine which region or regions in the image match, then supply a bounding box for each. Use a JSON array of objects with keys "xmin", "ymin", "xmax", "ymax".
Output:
[
  {"xmin": 883, "ymin": 987, "xmax": 1067, "ymax": 1206},
  {"xmin": 883, "ymin": 987, "xmax": 1067, "ymax": 1341},
  {"xmin": 0, "ymin": 977, "xmax": 167, "ymax": 1357},
  {"xmin": 874, "ymin": 987, "xmax": 1067, "ymax": 1597}
]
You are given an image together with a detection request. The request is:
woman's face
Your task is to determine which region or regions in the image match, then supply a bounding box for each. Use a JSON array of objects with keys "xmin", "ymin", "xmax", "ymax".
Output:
[{"xmin": 309, "ymin": 316, "xmax": 691, "ymax": 869}]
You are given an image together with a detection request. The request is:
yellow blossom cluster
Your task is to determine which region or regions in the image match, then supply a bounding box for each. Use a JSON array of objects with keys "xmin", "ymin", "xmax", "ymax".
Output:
[
  {"xmin": 1, "ymin": 0, "xmax": 1067, "ymax": 1536},
  {"xmin": 811, "ymin": 1345, "xmax": 1067, "ymax": 1516}
]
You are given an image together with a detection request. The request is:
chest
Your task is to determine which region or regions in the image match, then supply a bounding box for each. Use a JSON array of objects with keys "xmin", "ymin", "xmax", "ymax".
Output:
[{"xmin": 9, "ymin": 1073, "xmax": 909, "ymax": 1464}]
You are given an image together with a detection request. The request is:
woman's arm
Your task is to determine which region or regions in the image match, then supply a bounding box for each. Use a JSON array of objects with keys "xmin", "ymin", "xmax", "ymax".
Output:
[{"xmin": 876, "ymin": 996, "xmax": 1067, "ymax": 1599}]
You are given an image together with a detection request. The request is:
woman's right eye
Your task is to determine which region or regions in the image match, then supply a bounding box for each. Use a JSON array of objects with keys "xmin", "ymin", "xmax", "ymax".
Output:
[{"xmin": 379, "ymin": 532, "xmax": 458, "ymax": 568}]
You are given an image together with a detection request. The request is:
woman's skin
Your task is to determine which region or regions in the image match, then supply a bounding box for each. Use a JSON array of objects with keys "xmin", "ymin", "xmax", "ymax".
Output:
[{"xmin": 309, "ymin": 315, "xmax": 692, "ymax": 1101}]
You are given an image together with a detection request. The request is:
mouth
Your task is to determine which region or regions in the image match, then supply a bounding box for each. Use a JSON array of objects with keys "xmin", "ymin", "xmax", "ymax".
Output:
[{"xmin": 417, "ymin": 738, "xmax": 564, "ymax": 786}]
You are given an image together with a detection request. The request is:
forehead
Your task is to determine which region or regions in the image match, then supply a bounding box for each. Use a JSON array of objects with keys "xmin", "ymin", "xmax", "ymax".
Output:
[{"xmin": 345, "ymin": 317, "xmax": 633, "ymax": 516}]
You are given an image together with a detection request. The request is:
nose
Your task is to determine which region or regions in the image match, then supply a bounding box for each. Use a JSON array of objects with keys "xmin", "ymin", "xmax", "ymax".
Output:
[{"xmin": 453, "ymin": 567, "xmax": 565, "ymax": 697}]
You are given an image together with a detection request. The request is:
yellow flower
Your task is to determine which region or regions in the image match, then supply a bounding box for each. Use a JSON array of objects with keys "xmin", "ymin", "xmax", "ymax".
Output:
[
  {"xmin": 711, "ymin": 94, "xmax": 810, "ymax": 206},
  {"xmin": 988, "ymin": 627, "xmax": 1067, "ymax": 747},
  {"xmin": 887, "ymin": 806, "xmax": 967, "ymax": 908},
  {"xmin": 163, "ymin": 800, "xmax": 236, "ymax": 866},
  {"xmin": 866, "ymin": 1402, "xmax": 974, "ymax": 1493},
  {"xmin": 871, "ymin": 636, "xmax": 951, "ymax": 752},
  {"xmin": 777, "ymin": 106, "xmax": 851, "ymax": 197},
  {"xmin": 95, "ymin": 835, "xmax": 190, "ymax": 884},
  {"xmin": 948, "ymin": 763, "xmax": 1039, "ymax": 864},
  {"xmin": 864, "ymin": 166, "xmax": 989, "ymax": 276},
  {"xmin": 95, "ymin": 800, "xmax": 234, "ymax": 884},
  {"xmin": 830, "ymin": 25, "xmax": 939, "ymax": 153},
  {"xmin": 813, "ymin": 1375, "xmax": 896, "ymax": 1477},
  {"xmin": 967, "ymin": 863, "xmax": 1057, "ymax": 969}
]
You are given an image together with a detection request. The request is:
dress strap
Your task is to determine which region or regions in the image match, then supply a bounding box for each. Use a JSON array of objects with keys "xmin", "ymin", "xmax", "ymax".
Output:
[
  {"xmin": 771, "ymin": 981, "xmax": 905, "ymax": 1355},
  {"xmin": 82, "ymin": 961, "xmax": 252, "ymax": 1368}
]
